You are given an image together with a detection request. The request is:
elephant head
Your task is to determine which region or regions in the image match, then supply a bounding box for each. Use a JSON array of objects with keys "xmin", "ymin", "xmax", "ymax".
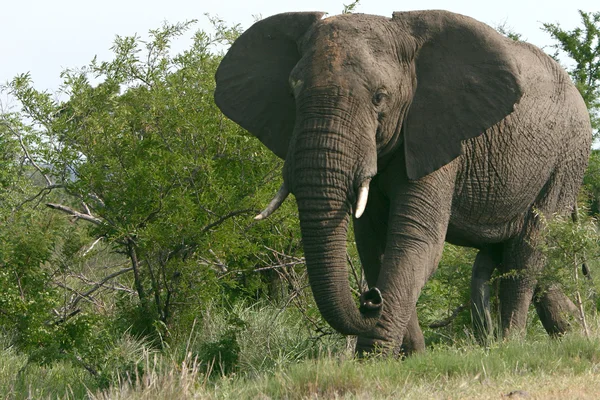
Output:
[{"xmin": 214, "ymin": 11, "xmax": 522, "ymax": 339}]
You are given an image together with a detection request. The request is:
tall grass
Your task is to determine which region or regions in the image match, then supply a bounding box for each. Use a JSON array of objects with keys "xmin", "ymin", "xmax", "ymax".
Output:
[
  {"xmin": 0, "ymin": 345, "xmax": 95, "ymax": 399},
  {"xmin": 176, "ymin": 301, "xmax": 347, "ymax": 376},
  {"xmin": 3, "ymin": 304, "xmax": 600, "ymax": 399},
  {"xmin": 82, "ymin": 332, "xmax": 600, "ymax": 399}
]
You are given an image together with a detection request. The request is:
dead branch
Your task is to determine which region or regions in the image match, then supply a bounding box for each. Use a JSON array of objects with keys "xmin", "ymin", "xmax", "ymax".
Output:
[
  {"xmin": 347, "ymin": 252, "xmax": 364, "ymax": 293},
  {"xmin": 69, "ymin": 273, "xmax": 134, "ymax": 294},
  {"xmin": 428, "ymin": 303, "xmax": 468, "ymax": 329},
  {"xmin": 53, "ymin": 267, "xmax": 134, "ymax": 325},
  {"xmin": 70, "ymin": 267, "xmax": 134, "ymax": 309},
  {"xmin": 13, "ymin": 184, "xmax": 63, "ymax": 211},
  {"xmin": 46, "ymin": 203, "xmax": 104, "ymax": 225},
  {"xmin": 82, "ymin": 236, "xmax": 104, "ymax": 256},
  {"xmin": 199, "ymin": 208, "xmax": 255, "ymax": 234},
  {"xmin": 253, "ymin": 260, "xmax": 305, "ymax": 272},
  {"xmin": 263, "ymin": 246, "xmax": 304, "ymax": 263},
  {"xmin": 54, "ymin": 281, "xmax": 102, "ymax": 309}
]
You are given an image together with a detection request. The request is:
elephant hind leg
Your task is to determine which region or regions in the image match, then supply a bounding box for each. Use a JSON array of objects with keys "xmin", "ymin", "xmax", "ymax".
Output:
[
  {"xmin": 533, "ymin": 284, "xmax": 579, "ymax": 336},
  {"xmin": 500, "ymin": 166, "xmax": 582, "ymax": 338},
  {"xmin": 498, "ymin": 213, "xmax": 544, "ymax": 338},
  {"xmin": 470, "ymin": 245, "xmax": 502, "ymax": 344}
]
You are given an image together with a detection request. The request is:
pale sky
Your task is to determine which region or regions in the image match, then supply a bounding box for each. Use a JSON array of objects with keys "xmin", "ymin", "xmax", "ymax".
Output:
[{"xmin": 0, "ymin": 0, "xmax": 598, "ymax": 94}]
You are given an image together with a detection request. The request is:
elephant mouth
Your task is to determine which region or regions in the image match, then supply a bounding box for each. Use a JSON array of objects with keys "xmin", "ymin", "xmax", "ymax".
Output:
[{"xmin": 254, "ymin": 176, "xmax": 373, "ymax": 221}]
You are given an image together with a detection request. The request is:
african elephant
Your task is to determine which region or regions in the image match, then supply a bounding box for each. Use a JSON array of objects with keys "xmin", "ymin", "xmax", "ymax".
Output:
[{"xmin": 214, "ymin": 10, "xmax": 592, "ymax": 354}]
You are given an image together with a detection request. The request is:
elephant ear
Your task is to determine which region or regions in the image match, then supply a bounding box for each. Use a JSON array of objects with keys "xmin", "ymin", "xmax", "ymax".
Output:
[
  {"xmin": 214, "ymin": 12, "xmax": 325, "ymax": 159},
  {"xmin": 394, "ymin": 11, "xmax": 524, "ymax": 180}
]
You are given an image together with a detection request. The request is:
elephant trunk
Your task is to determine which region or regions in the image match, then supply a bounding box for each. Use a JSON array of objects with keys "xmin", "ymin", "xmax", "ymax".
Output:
[
  {"xmin": 296, "ymin": 191, "xmax": 380, "ymax": 335},
  {"xmin": 287, "ymin": 95, "xmax": 379, "ymax": 336}
]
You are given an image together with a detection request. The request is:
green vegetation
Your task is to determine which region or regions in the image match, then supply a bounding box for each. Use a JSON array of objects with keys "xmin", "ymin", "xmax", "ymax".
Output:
[
  {"xmin": 1, "ymin": 7, "xmax": 600, "ymax": 400},
  {"xmin": 3, "ymin": 310, "xmax": 600, "ymax": 399},
  {"xmin": 543, "ymin": 11, "xmax": 600, "ymax": 140}
]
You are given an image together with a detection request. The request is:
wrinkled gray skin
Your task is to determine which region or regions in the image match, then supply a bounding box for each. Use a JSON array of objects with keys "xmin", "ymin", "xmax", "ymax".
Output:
[{"xmin": 214, "ymin": 10, "xmax": 592, "ymax": 355}]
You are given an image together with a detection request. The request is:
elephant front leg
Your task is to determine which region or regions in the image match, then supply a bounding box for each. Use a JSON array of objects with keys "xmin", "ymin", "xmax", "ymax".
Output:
[
  {"xmin": 354, "ymin": 193, "xmax": 425, "ymax": 356},
  {"xmin": 400, "ymin": 309, "xmax": 425, "ymax": 356},
  {"xmin": 355, "ymin": 163, "xmax": 456, "ymax": 354}
]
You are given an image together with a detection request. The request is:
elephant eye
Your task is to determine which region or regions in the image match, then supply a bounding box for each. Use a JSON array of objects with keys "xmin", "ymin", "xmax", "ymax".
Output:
[{"xmin": 372, "ymin": 89, "xmax": 388, "ymax": 106}]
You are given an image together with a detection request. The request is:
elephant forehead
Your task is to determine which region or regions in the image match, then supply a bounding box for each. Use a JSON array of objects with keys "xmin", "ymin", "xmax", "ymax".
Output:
[
  {"xmin": 301, "ymin": 17, "xmax": 390, "ymax": 81},
  {"xmin": 308, "ymin": 22, "xmax": 345, "ymax": 71}
]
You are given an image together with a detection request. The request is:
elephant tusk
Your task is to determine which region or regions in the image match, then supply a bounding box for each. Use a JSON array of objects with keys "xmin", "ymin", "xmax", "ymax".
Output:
[
  {"xmin": 354, "ymin": 182, "xmax": 370, "ymax": 219},
  {"xmin": 254, "ymin": 183, "xmax": 289, "ymax": 221}
]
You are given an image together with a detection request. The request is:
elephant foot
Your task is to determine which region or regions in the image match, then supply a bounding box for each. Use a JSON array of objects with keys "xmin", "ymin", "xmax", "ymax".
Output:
[
  {"xmin": 355, "ymin": 336, "xmax": 398, "ymax": 358},
  {"xmin": 400, "ymin": 310, "xmax": 425, "ymax": 357},
  {"xmin": 534, "ymin": 285, "xmax": 579, "ymax": 336}
]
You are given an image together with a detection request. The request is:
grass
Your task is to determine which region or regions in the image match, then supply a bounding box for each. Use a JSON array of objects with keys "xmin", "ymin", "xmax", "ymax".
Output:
[
  {"xmin": 0, "ymin": 346, "xmax": 95, "ymax": 399},
  {"xmin": 82, "ymin": 334, "xmax": 600, "ymax": 399},
  {"xmin": 227, "ymin": 334, "xmax": 600, "ymax": 399},
  {"xmin": 3, "ymin": 304, "xmax": 600, "ymax": 399}
]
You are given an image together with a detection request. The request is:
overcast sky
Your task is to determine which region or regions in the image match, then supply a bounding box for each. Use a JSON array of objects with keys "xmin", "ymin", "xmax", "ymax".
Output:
[{"xmin": 0, "ymin": 0, "xmax": 597, "ymax": 94}]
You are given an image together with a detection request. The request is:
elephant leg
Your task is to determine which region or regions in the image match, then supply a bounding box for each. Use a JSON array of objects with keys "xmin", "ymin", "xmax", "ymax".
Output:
[
  {"xmin": 353, "ymin": 182, "xmax": 388, "ymax": 290},
  {"xmin": 400, "ymin": 308, "xmax": 425, "ymax": 356},
  {"xmin": 533, "ymin": 284, "xmax": 579, "ymax": 336},
  {"xmin": 500, "ymin": 166, "xmax": 584, "ymax": 338},
  {"xmin": 470, "ymin": 245, "xmax": 502, "ymax": 344},
  {"xmin": 355, "ymin": 161, "xmax": 455, "ymax": 354},
  {"xmin": 353, "ymin": 185, "xmax": 425, "ymax": 356},
  {"xmin": 498, "ymin": 215, "xmax": 543, "ymax": 338}
]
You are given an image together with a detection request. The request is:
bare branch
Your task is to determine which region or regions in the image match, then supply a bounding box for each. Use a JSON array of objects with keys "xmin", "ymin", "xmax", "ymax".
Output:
[
  {"xmin": 208, "ymin": 249, "xmax": 228, "ymax": 272},
  {"xmin": 428, "ymin": 303, "xmax": 468, "ymax": 329},
  {"xmin": 70, "ymin": 267, "xmax": 134, "ymax": 309},
  {"xmin": 82, "ymin": 237, "xmax": 104, "ymax": 256},
  {"xmin": 13, "ymin": 184, "xmax": 63, "ymax": 212},
  {"xmin": 70, "ymin": 272, "xmax": 135, "ymax": 294},
  {"xmin": 200, "ymin": 208, "xmax": 255, "ymax": 234},
  {"xmin": 253, "ymin": 260, "xmax": 305, "ymax": 272},
  {"xmin": 46, "ymin": 203, "xmax": 104, "ymax": 225},
  {"xmin": 263, "ymin": 246, "xmax": 304, "ymax": 263},
  {"xmin": 347, "ymin": 252, "xmax": 364, "ymax": 293}
]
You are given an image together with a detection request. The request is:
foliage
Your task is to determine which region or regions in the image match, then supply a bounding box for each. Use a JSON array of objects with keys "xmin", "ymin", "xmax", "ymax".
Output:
[
  {"xmin": 2, "ymin": 7, "xmax": 600, "ymax": 394},
  {"xmin": 419, "ymin": 244, "xmax": 475, "ymax": 342},
  {"xmin": 495, "ymin": 23, "xmax": 523, "ymax": 41},
  {"xmin": 0, "ymin": 17, "xmax": 310, "ymax": 385},
  {"xmin": 0, "ymin": 118, "xmax": 110, "ymax": 369},
  {"xmin": 4, "ymin": 19, "xmax": 304, "ymax": 348},
  {"xmin": 584, "ymin": 149, "xmax": 600, "ymax": 214},
  {"xmin": 342, "ymin": 0, "xmax": 361, "ymax": 14},
  {"xmin": 543, "ymin": 11, "xmax": 600, "ymax": 140},
  {"xmin": 537, "ymin": 208, "xmax": 600, "ymax": 329}
]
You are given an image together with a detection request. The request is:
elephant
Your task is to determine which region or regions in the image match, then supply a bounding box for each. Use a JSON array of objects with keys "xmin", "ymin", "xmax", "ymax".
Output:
[{"xmin": 214, "ymin": 10, "xmax": 592, "ymax": 354}]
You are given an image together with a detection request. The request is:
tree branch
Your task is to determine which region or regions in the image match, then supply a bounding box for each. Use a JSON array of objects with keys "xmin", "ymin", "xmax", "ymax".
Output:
[
  {"xmin": 199, "ymin": 208, "xmax": 255, "ymax": 235},
  {"xmin": 46, "ymin": 203, "xmax": 104, "ymax": 225},
  {"xmin": 428, "ymin": 303, "xmax": 468, "ymax": 329},
  {"xmin": 70, "ymin": 267, "xmax": 134, "ymax": 310},
  {"xmin": 13, "ymin": 184, "xmax": 63, "ymax": 212},
  {"xmin": 253, "ymin": 260, "xmax": 305, "ymax": 272},
  {"xmin": 1, "ymin": 120, "xmax": 52, "ymax": 186},
  {"xmin": 347, "ymin": 252, "xmax": 364, "ymax": 294}
]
